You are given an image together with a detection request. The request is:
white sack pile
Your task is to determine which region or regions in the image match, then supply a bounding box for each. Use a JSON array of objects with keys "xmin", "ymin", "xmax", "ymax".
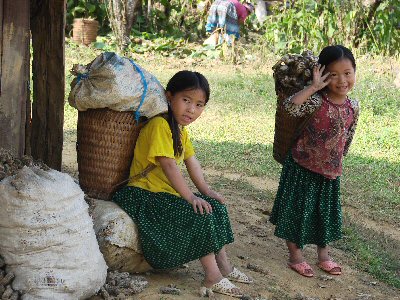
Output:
[
  {"xmin": 0, "ymin": 166, "xmax": 107, "ymax": 300},
  {"xmin": 91, "ymin": 200, "xmax": 151, "ymax": 274},
  {"xmin": 68, "ymin": 52, "xmax": 168, "ymax": 118}
]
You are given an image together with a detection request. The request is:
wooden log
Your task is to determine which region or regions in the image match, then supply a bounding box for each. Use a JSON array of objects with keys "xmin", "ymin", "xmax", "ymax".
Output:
[
  {"xmin": 0, "ymin": 0, "xmax": 30, "ymax": 158},
  {"xmin": 30, "ymin": 0, "xmax": 65, "ymax": 170},
  {"xmin": 1, "ymin": 285, "xmax": 13, "ymax": 299},
  {"xmin": 0, "ymin": 272, "xmax": 14, "ymax": 286}
]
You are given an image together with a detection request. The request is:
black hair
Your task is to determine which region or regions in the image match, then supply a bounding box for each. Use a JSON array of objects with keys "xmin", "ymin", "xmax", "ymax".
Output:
[
  {"xmin": 318, "ymin": 45, "xmax": 356, "ymax": 71},
  {"xmin": 165, "ymin": 70, "xmax": 210, "ymax": 156}
]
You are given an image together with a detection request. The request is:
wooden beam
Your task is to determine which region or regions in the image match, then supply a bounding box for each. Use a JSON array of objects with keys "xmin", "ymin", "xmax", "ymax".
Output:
[
  {"xmin": 0, "ymin": 0, "xmax": 3, "ymax": 96},
  {"xmin": 30, "ymin": 0, "xmax": 65, "ymax": 170},
  {"xmin": 0, "ymin": 0, "xmax": 30, "ymax": 157}
]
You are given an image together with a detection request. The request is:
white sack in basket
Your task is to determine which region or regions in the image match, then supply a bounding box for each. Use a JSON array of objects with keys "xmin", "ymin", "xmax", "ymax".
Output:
[
  {"xmin": 0, "ymin": 166, "xmax": 107, "ymax": 300},
  {"xmin": 91, "ymin": 199, "xmax": 152, "ymax": 273},
  {"xmin": 68, "ymin": 52, "xmax": 168, "ymax": 118}
]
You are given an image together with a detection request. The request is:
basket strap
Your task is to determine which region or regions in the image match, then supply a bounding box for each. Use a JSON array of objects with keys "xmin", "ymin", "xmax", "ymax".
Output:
[
  {"xmin": 113, "ymin": 163, "xmax": 156, "ymax": 189},
  {"xmin": 130, "ymin": 163, "xmax": 157, "ymax": 181}
]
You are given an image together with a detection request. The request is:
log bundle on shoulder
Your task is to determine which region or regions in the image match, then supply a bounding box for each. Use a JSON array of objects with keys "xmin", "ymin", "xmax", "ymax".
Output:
[{"xmin": 272, "ymin": 50, "xmax": 318, "ymax": 104}]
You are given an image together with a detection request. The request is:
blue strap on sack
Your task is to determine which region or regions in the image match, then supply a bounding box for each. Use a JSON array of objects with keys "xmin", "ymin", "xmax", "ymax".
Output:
[
  {"xmin": 76, "ymin": 73, "xmax": 89, "ymax": 84},
  {"xmin": 129, "ymin": 59, "xmax": 148, "ymax": 122}
]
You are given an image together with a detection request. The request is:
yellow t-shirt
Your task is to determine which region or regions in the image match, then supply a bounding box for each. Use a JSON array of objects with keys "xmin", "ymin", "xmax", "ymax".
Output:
[{"xmin": 128, "ymin": 116, "xmax": 195, "ymax": 196}]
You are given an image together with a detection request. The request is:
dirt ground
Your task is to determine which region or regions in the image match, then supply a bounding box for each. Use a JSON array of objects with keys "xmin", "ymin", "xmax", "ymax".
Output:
[{"xmin": 61, "ymin": 133, "xmax": 400, "ymax": 300}]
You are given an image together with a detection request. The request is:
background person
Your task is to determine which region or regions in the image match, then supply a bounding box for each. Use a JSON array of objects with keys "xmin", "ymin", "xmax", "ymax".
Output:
[{"xmin": 204, "ymin": 0, "xmax": 254, "ymax": 45}]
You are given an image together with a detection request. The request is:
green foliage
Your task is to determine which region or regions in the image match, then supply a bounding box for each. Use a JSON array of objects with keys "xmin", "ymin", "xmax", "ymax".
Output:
[
  {"xmin": 90, "ymin": 31, "xmax": 251, "ymax": 63},
  {"xmin": 65, "ymin": 0, "xmax": 399, "ymax": 57},
  {"xmin": 134, "ymin": 0, "xmax": 209, "ymax": 40},
  {"xmin": 128, "ymin": 30, "xmax": 194, "ymax": 57},
  {"xmin": 261, "ymin": 0, "xmax": 400, "ymax": 56},
  {"xmin": 66, "ymin": 0, "xmax": 109, "ymax": 35}
]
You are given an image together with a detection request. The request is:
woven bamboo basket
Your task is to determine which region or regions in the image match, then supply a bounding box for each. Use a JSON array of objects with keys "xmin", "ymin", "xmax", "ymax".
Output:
[
  {"xmin": 273, "ymin": 83, "xmax": 312, "ymax": 164},
  {"xmin": 72, "ymin": 18, "xmax": 99, "ymax": 45},
  {"xmin": 272, "ymin": 51, "xmax": 318, "ymax": 164},
  {"xmin": 77, "ymin": 108, "xmax": 145, "ymax": 200}
]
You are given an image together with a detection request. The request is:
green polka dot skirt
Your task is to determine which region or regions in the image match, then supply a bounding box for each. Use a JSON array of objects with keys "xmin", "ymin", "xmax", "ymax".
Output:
[
  {"xmin": 112, "ymin": 186, "xmax": 234, "ymax": 269},
  {"xmin": 270, "ymin": 154, "xmax": 342, "ymax": 248}
]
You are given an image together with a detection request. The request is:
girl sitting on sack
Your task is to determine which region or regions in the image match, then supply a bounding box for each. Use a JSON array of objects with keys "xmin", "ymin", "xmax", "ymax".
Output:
[{"xmin": 113, "ymin": 70, "xmax": 253, "ymax": 298}]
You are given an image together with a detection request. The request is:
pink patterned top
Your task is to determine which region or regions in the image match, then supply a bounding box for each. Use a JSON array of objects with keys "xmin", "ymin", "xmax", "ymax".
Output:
[
  {"xmin": 284, "ymin": 93, "xmax": 359, "ymax": 179},
  {"xmin": 228, "ymin": 0, "xmax": 250, "ymax": 22}
]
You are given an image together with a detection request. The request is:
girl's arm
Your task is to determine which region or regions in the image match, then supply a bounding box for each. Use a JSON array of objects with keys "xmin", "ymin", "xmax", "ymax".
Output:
[
  {"xmin": 157, "ymin": 156, "xmax": 213, "ymax": 214},
  {"xmin": 184, "ymin": 156, "xmax": 226, "ymax": 204},
  {"xmin": 290, "ymin": 65, "xmax": 331, "ymax": 105}
]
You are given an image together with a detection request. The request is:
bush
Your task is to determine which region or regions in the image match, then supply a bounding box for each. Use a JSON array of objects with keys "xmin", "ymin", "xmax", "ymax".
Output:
[{"xmin": 261, "ymin": 0, "xmax": 400, "ymax": 56}]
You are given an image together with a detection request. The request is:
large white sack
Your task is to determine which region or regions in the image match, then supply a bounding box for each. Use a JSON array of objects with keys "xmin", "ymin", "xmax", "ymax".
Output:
[
  {"xmin": 68, "ymin": 52, "xmax": 168, "ymax": 118},
  {"xmin": 0, "ymin": 166, "xmax": 107, "ymax": 300},
  {"xmin": 91, "ymin": 199, "xmax": 151, "ymax": 274}
]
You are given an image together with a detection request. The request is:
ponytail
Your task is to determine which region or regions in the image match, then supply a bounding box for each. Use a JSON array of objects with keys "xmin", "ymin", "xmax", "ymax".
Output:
[{"xmin": 165, "ymin": 106, "xmax": 183, "ymax": 157}]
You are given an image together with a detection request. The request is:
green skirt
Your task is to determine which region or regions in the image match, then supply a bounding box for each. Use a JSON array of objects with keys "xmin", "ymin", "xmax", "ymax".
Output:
[
  {"xmin": 112, "ymin": 186, "xmax": 234, "ymax": 269},
  {"xmin": 270, "ymin": 155, "xmax": 342, "ymax": 248}
]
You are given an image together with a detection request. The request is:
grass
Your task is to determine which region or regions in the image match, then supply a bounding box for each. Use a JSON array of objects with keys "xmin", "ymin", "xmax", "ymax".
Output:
[
  {"xmin": 335, "ymin": 216, "xmax": 400, "ymax": 288},
  {"xmin": 64, "ymin": 39, "xmax": 400, "ymax": 288}
]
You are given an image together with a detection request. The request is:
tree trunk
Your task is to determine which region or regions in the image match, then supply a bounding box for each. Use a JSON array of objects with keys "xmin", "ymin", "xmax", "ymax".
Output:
[
  {"xmin": 147, "ymin": 0, "xmax": 152, "ymax": 19},
  {"xmin": 354, "ymin": 0, "xmax": 383, "ymax": 48},
  {"xmin": 106, "ymin": 0, "xmax": 141, "ymax": 53},
  {"xmin": 0, "ymin": 0, "xmax": 30, "ymax": 158},
  {"xmin": 30, "ymin": 0, "xmax": 65, "ymax": 170}
]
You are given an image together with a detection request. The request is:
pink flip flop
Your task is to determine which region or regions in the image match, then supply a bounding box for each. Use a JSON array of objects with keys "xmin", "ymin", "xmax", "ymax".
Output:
[
  {"xmin": 318, "ymin": 260, "xmax": 342, "ymax": 275},
  {"xmin": 288, "ymin": 261, "xmax": 314, "ymax": 277}
]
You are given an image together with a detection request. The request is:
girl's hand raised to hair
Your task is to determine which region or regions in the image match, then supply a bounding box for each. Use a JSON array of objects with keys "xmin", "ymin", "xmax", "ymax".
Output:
[
  {"xmin": 311, "ymin": 64, "xmax": 331, "ymax": 92},
  {"xmin": 188, "ymin": 194, "xmax": 213, "ymax": 214}
]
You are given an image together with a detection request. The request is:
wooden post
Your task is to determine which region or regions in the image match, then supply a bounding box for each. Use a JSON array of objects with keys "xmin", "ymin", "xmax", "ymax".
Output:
[
  {"xmin": 0, "ymin": 0, "xmax": 30, "ymax": 157},
  {"xmin": 30, "ymin": 0, "xmax": 65, "ymax": 170}
]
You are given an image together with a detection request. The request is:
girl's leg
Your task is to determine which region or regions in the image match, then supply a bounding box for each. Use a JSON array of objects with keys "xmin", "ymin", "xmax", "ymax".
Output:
[
  {"xmin": 200, "ymin": 252, "xmax": 241, "ymax": 295},
  {"xmin": 317, "ymin": 245, "xmax": 330, "ymax": 262},
  {"xmin": 317, "ymin": 246, "xmax": 341, "ymax": 272},
  {"xmin": 200, "ymin": 253, "xmax": 224, "ymax": 287},
  {"xmin": 287, "ymin": 240, "xmax": 314, "ymax": 276},
  {"xmin": 215, "ymin": 246, "xmax": 253, "ymax": 283},
  {"xmin": 214, "ymin": 246, "xmax": 233, "ymax": 276},
  {"xmin": 287, "ymin": 241, "xmax": 304, "ymax": 264},
  {"xmin": 317, "ymin": 245, "xmax": 341, "ymax": 273}
]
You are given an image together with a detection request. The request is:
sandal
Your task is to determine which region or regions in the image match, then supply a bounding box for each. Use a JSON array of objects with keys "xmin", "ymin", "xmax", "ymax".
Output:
[
  {"xmin": 200, "ymin": 278, "xmax": 243, "ymax": 298},
  {"xmin": 227, "ymin": 267, "xmax": 253, "ymax": 283},
  {"xmin": 288, "ymin": 261, "xmax": 314, "ymax": 277},
  {"xmin": 318, "ymin": 260, "xmax": 342, "ymax": 275}
]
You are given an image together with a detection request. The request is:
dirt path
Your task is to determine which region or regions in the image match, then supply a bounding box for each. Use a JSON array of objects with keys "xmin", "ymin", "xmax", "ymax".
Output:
[{"xmin": 62, "ymin": 137, "xmax": 399, "ymax": 300}]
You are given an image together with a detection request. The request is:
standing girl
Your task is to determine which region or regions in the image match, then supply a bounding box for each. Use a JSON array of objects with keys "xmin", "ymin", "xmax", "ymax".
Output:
[
  {"xmin": 113, "ymin": 70, "xmax": 252, "ymax": 297},
  {"xmin": 270, "ymin": 45, "xmax": 360, "ymax": 277}
]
